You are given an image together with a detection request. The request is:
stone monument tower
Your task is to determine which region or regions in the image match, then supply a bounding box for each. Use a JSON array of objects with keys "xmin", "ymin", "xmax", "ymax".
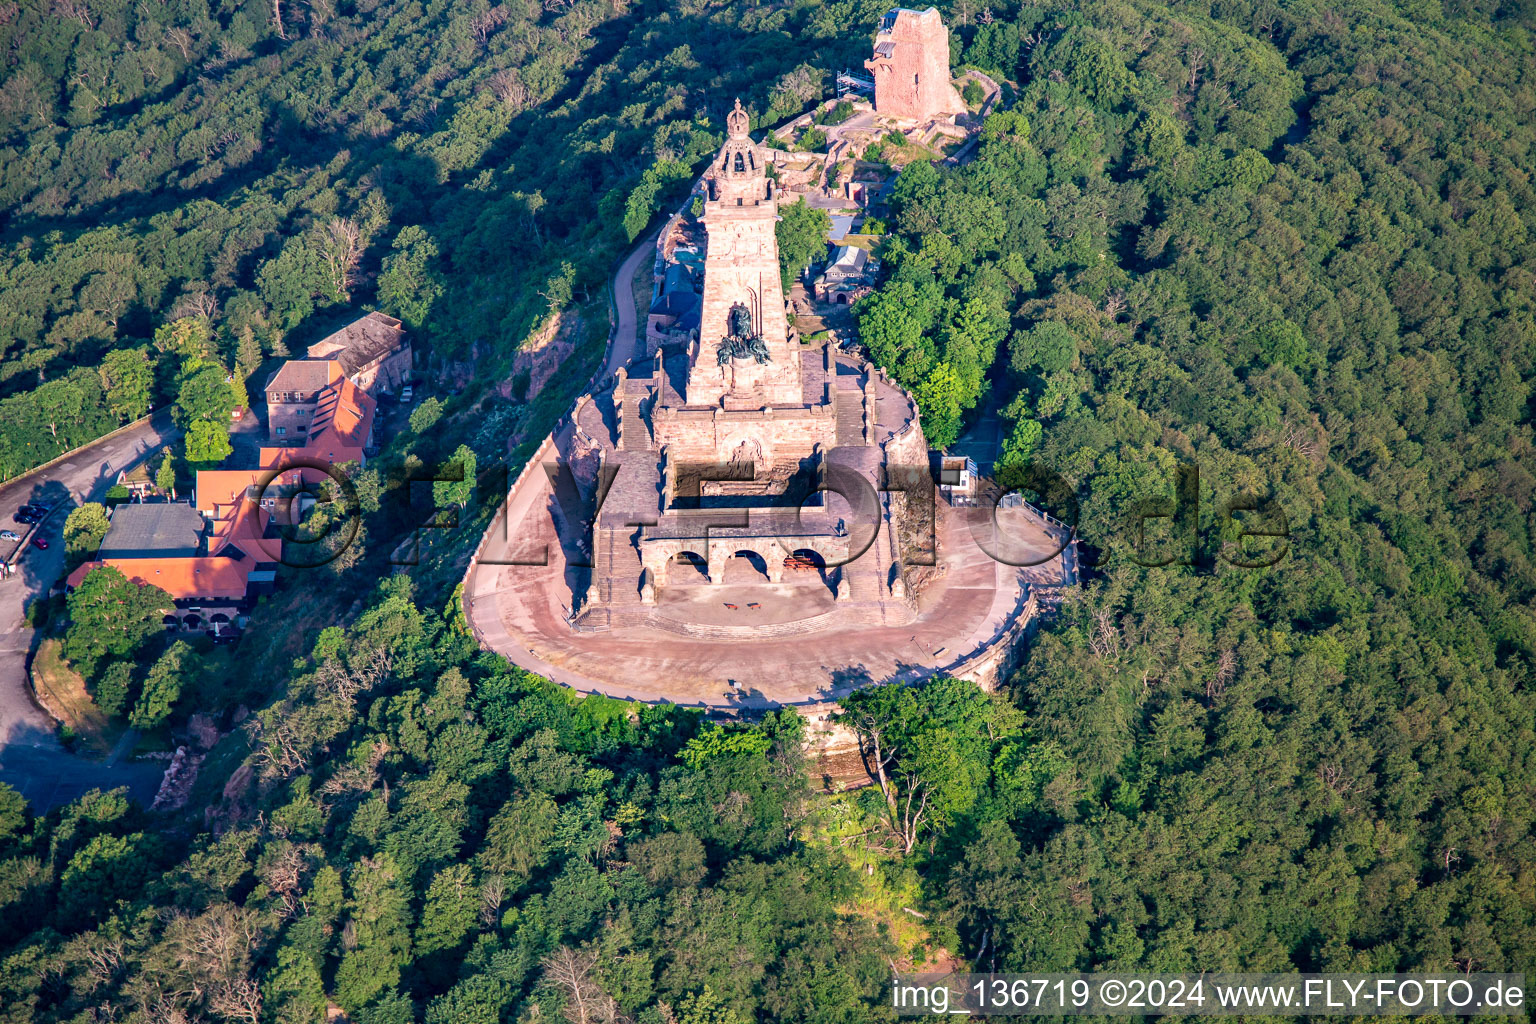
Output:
[
  {"xmin": 865, "ymin": 8, "xmax": 966, "ymax": 121},
  {"xmin": 686, "ymin": 99, "xmax": 801, "ymax": 409}
]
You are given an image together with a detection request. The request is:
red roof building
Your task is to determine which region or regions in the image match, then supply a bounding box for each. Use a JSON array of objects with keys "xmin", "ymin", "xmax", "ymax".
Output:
[
  {"xmin": 262, "ymin": 359, "xmax": 377, "ymax": 461},
  {"xmin": 65, "ymin": 495, "xmax": 277, "ymax": 623},
  {"xmin": 68, "ymin": 356, "xmax": 378, "ymax": 629}
]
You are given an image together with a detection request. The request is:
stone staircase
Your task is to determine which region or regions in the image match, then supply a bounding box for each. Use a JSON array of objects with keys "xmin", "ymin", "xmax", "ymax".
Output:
[
  {"xmin": 594, "ymin": 525, "xmax": 644, "ymax": 607},
  {"xmin": 617, "ymin": 393, "xmax": 651, "ymax": 451},
  {"xmin": 834, "ymin": 391, "xmax": 864, "ymax": 445},
  {"xmin": 842, "ymin": 565, "xmax": 883, "ymax": 602},
  {"xmin": 573, "ymin": 606, "xmax": 611, "ymax": 631}
]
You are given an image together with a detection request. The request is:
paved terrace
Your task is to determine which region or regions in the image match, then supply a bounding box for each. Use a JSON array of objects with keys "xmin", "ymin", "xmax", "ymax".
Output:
[
  {"xmin": 464, "ymin": 474, "xmax": 1066, "ymax": 709},
  {"xmin": 462, "ymin": 234, "xmax": 1069, "ymax": 711}
]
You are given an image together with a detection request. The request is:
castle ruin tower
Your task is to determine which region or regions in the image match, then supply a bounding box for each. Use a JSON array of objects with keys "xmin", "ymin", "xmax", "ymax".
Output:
[
  {"xmin": 865, "ymin": 8, "xmax": 966, "ymax": 122},
  {"xmin": 686, "ymin": 99, "xmax": 801, "ymax": 409}
]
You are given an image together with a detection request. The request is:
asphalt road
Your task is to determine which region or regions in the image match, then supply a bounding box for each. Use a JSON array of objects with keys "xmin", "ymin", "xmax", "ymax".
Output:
[
  {"xmin": 0, "ymin": 411, "xmax": 179, "ymax": 811},
  {"xmin": 605, "ymin": 232, "xmax": 657, "ymax": 379}
]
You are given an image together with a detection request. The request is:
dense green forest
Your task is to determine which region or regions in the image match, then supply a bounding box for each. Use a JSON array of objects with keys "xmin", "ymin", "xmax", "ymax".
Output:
[
  {"xmin": 852, "ymin": 0, "xmax": 1536, "ymax": 980},
  {"xmin": 0, "ymin": 0, "xmax": 872, "ymax": 477},
  {"xmin": 2, "ymin": 0, "xmax": 1535, "ymax": 1017}
]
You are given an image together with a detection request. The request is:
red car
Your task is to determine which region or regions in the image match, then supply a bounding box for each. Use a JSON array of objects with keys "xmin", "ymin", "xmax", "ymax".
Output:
[{"xmin": 30, "ymin": 536, "xmax": 48, "ymax": 550}]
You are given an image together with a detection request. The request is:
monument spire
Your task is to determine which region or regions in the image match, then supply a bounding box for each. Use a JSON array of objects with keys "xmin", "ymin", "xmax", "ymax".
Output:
[
  {"xmin": 727, "ymin": 97, "xmax": 749, "ymax": 138},
  {"xmin": 685, "ymin": 94, "xmax": 800, "ymax": 407}
]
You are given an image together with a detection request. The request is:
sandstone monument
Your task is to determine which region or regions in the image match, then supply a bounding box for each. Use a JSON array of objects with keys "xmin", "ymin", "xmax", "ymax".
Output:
[
  {"xmin": 680, "ymin": 100, "xmax": 801, "ymax": 408},
  {"xmin": 587, "ymin": 97, "xmax": 928, "ymax": 625},
  {"xmin": 463, "ymin": 97, "xmax": 1066, "ymax": 715},
  {"xmin": 865, "ymin": 8, "xmax": 966, "ymax": 122}
]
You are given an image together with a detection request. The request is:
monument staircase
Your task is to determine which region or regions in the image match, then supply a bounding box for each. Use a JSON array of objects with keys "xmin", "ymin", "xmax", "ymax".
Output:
[
  {"xmin": 617, "ymin": 391, "xmax": 651, "ymax": 451},
  {"xmin": 834, "ymin": 390, "xmax": 865, "ymax": 445}
]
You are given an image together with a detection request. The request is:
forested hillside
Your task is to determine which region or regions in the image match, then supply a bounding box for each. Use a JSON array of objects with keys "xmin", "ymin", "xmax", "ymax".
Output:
[
  {"xmin": 0, "ymin": 0, "xmax": 1534, "ymax": 1019},
  {"xmin": 0, "ymin": 0, "xmax": 878, "ymax": 476},
  {"xmin": 853, "ymin": 0, "xmax": 1536, "ymax": 977}
]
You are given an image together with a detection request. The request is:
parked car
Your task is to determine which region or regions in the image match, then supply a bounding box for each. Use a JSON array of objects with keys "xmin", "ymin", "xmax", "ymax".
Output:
[
  {"xmin": 401, "ymin": 385, "xmax": 415, "ymax": 402},
  {"xmin": 0, "ymin": 530, "xmax": 18, "ymax": 541},
  {"xmin": 13, "ymin": 512, "xmax": 39, "ymax": 525},
  {"xmin": 31, "ymin": 536, "xmax": 48, "ymax": 550}
]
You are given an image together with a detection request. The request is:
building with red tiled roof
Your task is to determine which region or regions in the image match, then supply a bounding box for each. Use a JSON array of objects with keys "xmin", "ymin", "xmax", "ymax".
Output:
[
  {"xmin": 66, "ymin": 353, "xmax": 380, "ymax": 635},
  {"xmin": 265, "ymin": 359, "xmax": 342, "ymax": 444},
  {"xmin": 67, "ymin": 556, "xmax": 256, "ymax": 603},
  {"xmin": 65, "ymin": 496, "xmax": 278, "ymax": 632},
  {"xmin": 195, "ymin": 470, "xmax": 267, "ymax": 521},
  {"xmin": 196, "ymin": 464, "xmax": 332, "ymax": 528},
  {"xmin": 303, "ymin": 371, "xmax": 375, "ymax": 465},
  {"xmin": 262, "ymin": 359, "xmax": 377, "ymax": 462}
]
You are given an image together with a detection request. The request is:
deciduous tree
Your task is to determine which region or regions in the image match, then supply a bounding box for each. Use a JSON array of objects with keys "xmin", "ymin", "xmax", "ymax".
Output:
[
  {"xmin": 63, "ymin": 566, "xmax": 172, "ymax": 679},
  {"xmin": 63, "ymin": 503, "xmax": 110, "ymax": 561},
  {"xmin": 98, "ymin": 349, "xmax": 152, "ymax": 422},
  {"xmin": 130, "ymin": 641, "xmax": 197, "ymax": 730},
  {"xmin": 185, "ymin": 419, "xmax": 233, "ymax": 464}
]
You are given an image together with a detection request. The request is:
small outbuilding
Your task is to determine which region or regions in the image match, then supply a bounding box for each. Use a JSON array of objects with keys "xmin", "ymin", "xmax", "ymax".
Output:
[{"xmin": 813, "ymin": 245, "xmax": 879, "ymax": 304}]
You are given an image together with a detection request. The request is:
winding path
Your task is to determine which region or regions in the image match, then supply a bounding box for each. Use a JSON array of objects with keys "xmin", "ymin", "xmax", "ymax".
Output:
[{"xmin": 605, "ymin": 232, "xmax": 656, "ymax": 379}]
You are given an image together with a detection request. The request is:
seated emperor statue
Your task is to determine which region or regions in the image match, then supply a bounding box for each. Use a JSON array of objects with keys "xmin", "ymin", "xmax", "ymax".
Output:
[{"xmin": 716, "ymin": 302, "xmax": 772, "ymax": 365}]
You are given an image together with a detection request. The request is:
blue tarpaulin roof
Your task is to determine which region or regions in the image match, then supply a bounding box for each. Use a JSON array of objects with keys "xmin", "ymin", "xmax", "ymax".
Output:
[
  {"xmin": 650, "ymin": 291, "xmax": 701, "ymax": 323},
  {"xmin": 663, "ymin": 263, "xmax": 698, "ymax": 294}
]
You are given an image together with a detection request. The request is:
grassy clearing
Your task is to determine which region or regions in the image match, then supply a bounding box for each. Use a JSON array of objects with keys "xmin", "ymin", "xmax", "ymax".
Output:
[
  {"xmin": 803, "ymin": 791, "xmax": 963, "ymax": 971},
  {"xmin": 29, "ymin": 637, "xmax": 124, "ymax": 759},
  {"xmin": 631, "ymin": 252, "xmax": 652, "ymax": 348},
  {"xmin": 870, "ymin": 136, "xmax": 942, "ymax": 168}
]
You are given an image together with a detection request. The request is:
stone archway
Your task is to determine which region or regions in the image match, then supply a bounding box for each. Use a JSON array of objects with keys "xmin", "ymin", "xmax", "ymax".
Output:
[
  {"xmin": 642, "ymin": 541, "xmax": 714, "ymax": 589},
  {"xmin": 730, "ymin": 549, "xmax": 770, "ymax": 581},
  {"xmin": 644, "ymin": 534, "xmax": 855, "ymax": 590},
  {"xmin": 672, "ymin": 549, "xmax": 709, "ymax": 581}
]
